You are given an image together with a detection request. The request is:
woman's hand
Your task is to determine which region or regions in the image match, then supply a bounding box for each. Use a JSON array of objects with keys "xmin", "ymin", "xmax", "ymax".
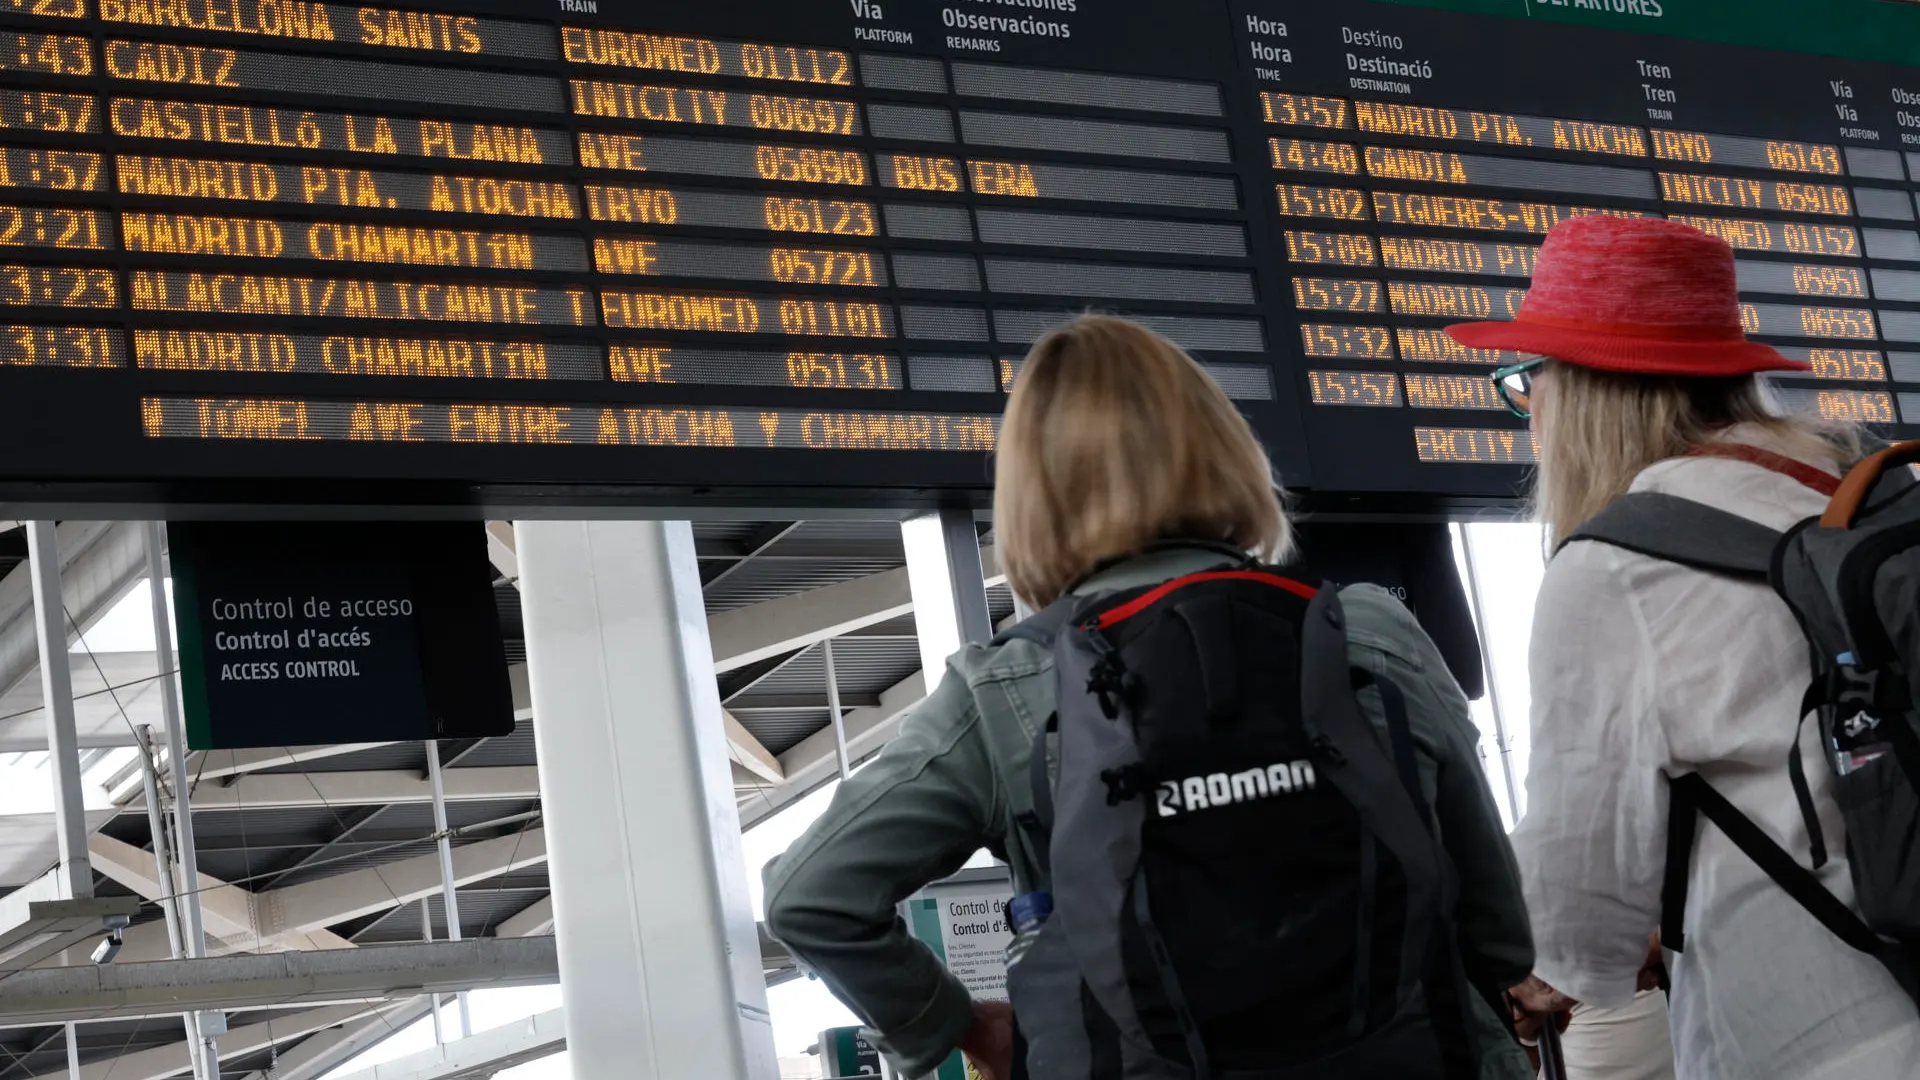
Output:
[
  {"xmin": 1636, "ymin": 930, "xmax": 1667, "ymax": 993},
  {"xmin": 1510, "ymin": 1003, "xmax": 1574, "ymax": 1044},
  {"xmin": 1508, "ymin": 973, "xmax": 1578, "ymax": 1051},
  {"xmin": 1509, "ymin": 973, "xmax": 1578, "ymax": 1015},
  {"xmin": 957, "ymin": 1000, "xmax": 1015, "ymax": 1080}
]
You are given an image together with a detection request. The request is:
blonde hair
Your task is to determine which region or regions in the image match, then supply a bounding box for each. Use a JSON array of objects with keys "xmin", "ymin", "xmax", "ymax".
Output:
[
  {"xmin": 994, "ymin": 315, "xmax": 1289, "ymax": 608},
  {"xmin": 1533, "ymin": 360, "xmax": 1861, "ymax": 545}
]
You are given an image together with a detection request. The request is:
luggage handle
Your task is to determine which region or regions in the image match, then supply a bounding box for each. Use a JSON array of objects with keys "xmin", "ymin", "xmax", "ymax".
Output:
[
  {"xmin": 1822, "ymin": 439, "xmax": 1920, "ymax": 528},
  {"xmin": 1536, "ymin": 1015, "xmax": 1569, "ymax": 1080}
]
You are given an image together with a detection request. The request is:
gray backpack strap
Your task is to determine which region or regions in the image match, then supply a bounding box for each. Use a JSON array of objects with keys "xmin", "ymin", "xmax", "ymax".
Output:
[
  {"xmin": 1000, "ymin": 598, "xmax": 1080, "ymax": 875},
  {"xmin": 1560, "ymin": 492, "xmax": 1783, "ymax": 581},
  {"xmin": 1299, "ymin": 590, "xmax": 1447, "ymax": 998}
]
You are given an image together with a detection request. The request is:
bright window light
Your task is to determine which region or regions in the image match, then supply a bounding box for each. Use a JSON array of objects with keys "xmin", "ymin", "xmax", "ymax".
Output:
[
  {"xmin": 1453, "ymin": 521, "xmax": 1546, "ymax": 831},
  {"xmin": 70, "ymin": 577, "xmax": 174, "ymax": 656}
]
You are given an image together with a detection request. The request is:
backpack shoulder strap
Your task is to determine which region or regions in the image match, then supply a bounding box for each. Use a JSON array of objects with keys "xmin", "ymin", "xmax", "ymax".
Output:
[
  {"xmin": 1000, "ymin": 597, "xmax": 1079, "ymax": 876},
  {"xmin": 1560, "ymin": 492, "xmax": 1782, "ymax": 581},
  {"xmin": 1571, "ymin": 493, "xmax": 1834, "ymax": 865},
  {"xmin": 1352, "ymin": 670, "xmax": 1427, "ymax": 817},
  {"xmin": 991, "ymin": 596, "xmax": 1077, "ymax": 649},
  {"xmin": 1663, "ymin": 773, "xmax": 1903, "ymax": 975}
]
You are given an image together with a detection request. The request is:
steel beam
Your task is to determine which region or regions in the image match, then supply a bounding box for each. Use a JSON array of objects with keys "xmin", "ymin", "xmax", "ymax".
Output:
[
  {"xmin": 423, "ymin": 741, "xmax": 470, "ymax": 1039},
  {"xmin": 26, "ymin": 523, "xmax": 91, "ymax": 903},
  {"xmin": 133, "ymin": 725, "xmax": 202, "ymax": 1080},
  {"xmin": 699, "ymin": 522, "xmax": 801, "ymax": 593},
  {"xmin": 143, "ymin": 523, "xmax": 215, "ymax": 1080},
  {"xmin": 266, "ymin": 829, "xmax": 547, "ymax": 937},
  {"xmin": 707, "ymin": 547, "xmax": 1001, "ymax": 675},
  {"xmin": 1, "ymin": 939, "xmax": 559, "ymax": 1029},
  {"xmin": 721, "ymin": 713, "xmax": 782, "ymax": 785},
  {"xmin": 494, "ymin": 896, "xmax": 553, "ymax": 940},
  {"xmin": 0, "ymin": 523, "xmax": 145, "ymax": 703},
  {"xmin": 256, "ymin": 805, "xmax": 391, "ymax": 894},
  {"xmin": 0, "ymin": 869, "xmax": 140, "ymax": 971},
  {"xmin": 250, "ymin": 997, "xmax": 436, "ymax": 1080},
  {"xmin": 28, "ymin": 1002, "xmax": 405, "ymax": 1080},
  {"xmin": 125, "ymin": 768, "xmax": 543, "ymax": 812},
  {"xmin": 327, "ymin": 1007, "xmax": 566, "ymax": 1080},
  {"xmin": 483, "ymin": 522, "xmax": 518, "ymax": 584},
  {"xmin": 85, "ymin": 835, "xmax": 354, "ymax": 954},
  {"xmin": 736, "ymin": 670, "xmax": 925, "ymax": 829}
]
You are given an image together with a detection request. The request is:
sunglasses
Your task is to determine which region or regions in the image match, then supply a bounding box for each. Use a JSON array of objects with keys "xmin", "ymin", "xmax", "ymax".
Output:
[{"xmin": 1490, "ymin": 358, "xmax": 1546, "ymax": 419}]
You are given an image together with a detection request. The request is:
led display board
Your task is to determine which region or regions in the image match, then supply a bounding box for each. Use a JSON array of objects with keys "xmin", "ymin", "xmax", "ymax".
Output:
[{"xmin": 0, "ymin": 0, "xmax": 1916, "ymax": 507}]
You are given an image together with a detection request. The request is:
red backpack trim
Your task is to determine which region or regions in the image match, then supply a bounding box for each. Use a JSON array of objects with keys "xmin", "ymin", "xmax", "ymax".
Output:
[{"xmin": 1091, "ymin": 571, "xmax": 1319, "ymax": 630}]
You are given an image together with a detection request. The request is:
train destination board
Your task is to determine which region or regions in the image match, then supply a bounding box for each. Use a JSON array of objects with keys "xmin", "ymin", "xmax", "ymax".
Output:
[{"xmin": 3, "ymin": 0, "xmax": 1920, "ymax": 508}]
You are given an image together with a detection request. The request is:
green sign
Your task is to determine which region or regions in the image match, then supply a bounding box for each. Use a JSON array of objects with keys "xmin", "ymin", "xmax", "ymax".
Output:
[
  {"xmin": 820, "ymin": 1027, "xmax": 882, "ymax": 1077},
  {"xmin": 901, "ymin": 871, "xmax": 1013, "ymax": 1080},
  {"xmin": 1372, "ymin": 0, "xmax": 1920, "ymax": 67}
]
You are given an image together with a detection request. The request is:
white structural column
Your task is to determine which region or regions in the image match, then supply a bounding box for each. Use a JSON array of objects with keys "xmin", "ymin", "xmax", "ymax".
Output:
[
  {"xmin": 515, "ymin": 520, "xmax": 776, "ymax": 1080},
  {"xmin": 424, "ymin": 740, "xmax": 471, "ymax": 1039},
  {"xmin": 136, "ymin": 725, "xmax": 207, "ymax": 1080},
  {"xmin": 133, "ymin": 730, "xmax": 186, "ymax": 958},
  {"xmin": 144, "ymin": 522, "xmax": 219, "ymax": 1079},
  {"xmin": 421, "ymin": 904, "xmax": 444, "ymax": 1049},
  {"xmin": 32, "ymin": 523, "xmax": 97, "ymax": 1080},
  {"xmin": 900, "ymin": 509, "xmax": 993, "ymax": 694},
  {"xmin": 27, "ymin": 522, "xmax": 93, "ymax": 901},
  {"xmin": 823, "ymin": 639, "xmax": 851, "ymax": 782}
]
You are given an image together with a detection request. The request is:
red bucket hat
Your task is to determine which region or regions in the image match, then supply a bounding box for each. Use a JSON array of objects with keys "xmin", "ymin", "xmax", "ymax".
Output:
[{"xmin": 1445, "ymin": 216, "xmax": 1808, "ymax": 376}]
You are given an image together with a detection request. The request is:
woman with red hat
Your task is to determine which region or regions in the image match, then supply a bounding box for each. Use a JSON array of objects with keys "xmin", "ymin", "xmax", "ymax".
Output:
[{"xmin": 1448, "ymin": 215, "xmax": 1920, "ymax": 1079}]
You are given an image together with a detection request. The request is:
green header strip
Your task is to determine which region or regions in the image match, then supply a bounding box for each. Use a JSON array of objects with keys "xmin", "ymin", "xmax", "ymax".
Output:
[{"xmin": 1371, "ymin": 0, "xmax": 1920, "ymax": 69}]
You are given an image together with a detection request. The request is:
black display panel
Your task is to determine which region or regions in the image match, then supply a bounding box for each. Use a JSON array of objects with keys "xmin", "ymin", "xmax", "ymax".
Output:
[
  {"xmin": 0, "ymin": 0, "xmax": 1917, "ymax": 510},
  {"xmin": 168, "ymin": 519, "xmax": 515, "ymax": 748}
]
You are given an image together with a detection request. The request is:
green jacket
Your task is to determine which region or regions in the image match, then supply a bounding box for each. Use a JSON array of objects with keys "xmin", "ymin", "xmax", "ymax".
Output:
[{"xmin": 764, "ymin": 547, "xmax": 1534, "ymax": 1078}]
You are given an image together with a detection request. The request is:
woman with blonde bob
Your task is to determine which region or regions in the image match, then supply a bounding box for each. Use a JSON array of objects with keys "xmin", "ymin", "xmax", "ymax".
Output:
[
  {"xmin": 765, "ymin": 314, "xmax": 1535, "ymax": 1080},
  {"xmin": 1452, "ymin": 216, "xmax": 1920, "ymax": 1078}
]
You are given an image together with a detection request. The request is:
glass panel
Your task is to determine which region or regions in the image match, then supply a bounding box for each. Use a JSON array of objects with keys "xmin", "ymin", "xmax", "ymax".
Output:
[{"xmin": 1452, "ymin": 521, "xmax": 1547, "ymax": 831}]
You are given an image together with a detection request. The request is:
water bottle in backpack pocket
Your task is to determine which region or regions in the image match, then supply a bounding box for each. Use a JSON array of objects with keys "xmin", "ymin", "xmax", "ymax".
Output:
[{"xmin": 1005, "ymin": 889, "xmax": 1115, "ymax": 1078}]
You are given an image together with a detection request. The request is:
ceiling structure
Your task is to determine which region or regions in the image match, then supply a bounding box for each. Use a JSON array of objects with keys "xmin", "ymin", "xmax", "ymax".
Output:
[{"xmin": 0, "ymin": 518, "xmax": 1004, "ymax": 1080}]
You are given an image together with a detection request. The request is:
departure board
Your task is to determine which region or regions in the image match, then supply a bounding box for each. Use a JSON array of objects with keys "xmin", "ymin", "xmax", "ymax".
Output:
[{"xmin": 2, "ymin": 0, "xmax": 1920, "ymax": 508}]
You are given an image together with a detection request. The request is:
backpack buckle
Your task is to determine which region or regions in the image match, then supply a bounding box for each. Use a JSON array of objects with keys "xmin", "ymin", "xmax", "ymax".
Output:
[
  {"xmin": 1085, "ymin": 648, "xmax": 1137, "ymax": 720},
  {"xmin": 1099, "ymin": 765, "xmax": 1149, "ymax": 805}
]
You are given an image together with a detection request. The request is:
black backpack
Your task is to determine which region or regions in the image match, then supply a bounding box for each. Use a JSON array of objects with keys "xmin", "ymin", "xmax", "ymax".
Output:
[
  {"xmin": 1565, "ymin": 442, "xmax": 1920, "ymax": 1002},
  {"xmin": 1000, "ymin": 557, "xmax": 1480, "ymax": 1079}
]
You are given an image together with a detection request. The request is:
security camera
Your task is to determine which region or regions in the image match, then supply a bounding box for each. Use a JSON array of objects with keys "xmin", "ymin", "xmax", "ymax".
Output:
[{"xmin": 91, "ymin": 914, "xmax": 132, "ymax": 965}]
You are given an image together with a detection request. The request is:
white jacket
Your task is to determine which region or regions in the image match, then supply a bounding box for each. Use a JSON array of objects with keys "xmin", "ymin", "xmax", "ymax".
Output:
[{"xmin": 1512, "ymin": 426, "xmax": 1920, "ymax": 1080}]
